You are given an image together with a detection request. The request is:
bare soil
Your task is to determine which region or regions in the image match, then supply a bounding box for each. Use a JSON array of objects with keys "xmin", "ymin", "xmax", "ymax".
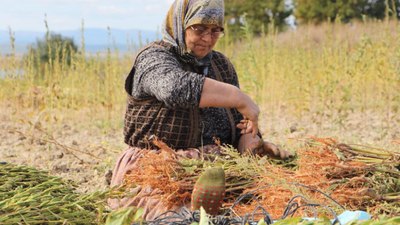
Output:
[
  {"xmin": 0, "ymin": 103, "xmax": 124, "ymax": 193},
  {"xmin": 1, "ymin": 102, "xmax": 399, "ymax": 193}
]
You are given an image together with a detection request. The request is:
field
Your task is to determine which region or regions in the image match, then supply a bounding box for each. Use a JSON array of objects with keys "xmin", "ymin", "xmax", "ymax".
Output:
[{"xmin": 0, "ymin": 21, "xmax": 399, "ymax": 224}]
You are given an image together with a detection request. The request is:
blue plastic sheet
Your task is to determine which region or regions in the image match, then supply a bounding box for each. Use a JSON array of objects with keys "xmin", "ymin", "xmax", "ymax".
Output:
[
  {"xmin": 335, "ymin": 210, "xmax": 371, "ymax": 224},
  {"xmin": 299, "ymin": 210, "xmax": 371, "ymax": 225}
]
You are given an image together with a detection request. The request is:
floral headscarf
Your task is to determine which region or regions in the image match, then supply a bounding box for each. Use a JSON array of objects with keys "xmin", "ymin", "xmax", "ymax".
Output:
[{"xmin": 162, "ymin": 0, "xmax": 224, "ymax": 64}]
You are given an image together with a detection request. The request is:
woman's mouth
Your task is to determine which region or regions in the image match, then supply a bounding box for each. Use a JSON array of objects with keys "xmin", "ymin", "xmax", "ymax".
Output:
[{"xmin": 196, "ymin": 45, "xmax": 208, "ymax": 50}]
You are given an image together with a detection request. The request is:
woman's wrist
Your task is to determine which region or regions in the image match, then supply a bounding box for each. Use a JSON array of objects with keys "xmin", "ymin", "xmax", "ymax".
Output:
[{"xmin": 233, "ymin": 88, "xmax": 247, "ymax": 110}]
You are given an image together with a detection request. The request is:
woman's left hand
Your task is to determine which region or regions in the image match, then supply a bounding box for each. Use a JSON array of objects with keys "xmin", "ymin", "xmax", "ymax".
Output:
[{"xmin": 238, "ymin": 133, "xmax": 294, "ymax": 159}]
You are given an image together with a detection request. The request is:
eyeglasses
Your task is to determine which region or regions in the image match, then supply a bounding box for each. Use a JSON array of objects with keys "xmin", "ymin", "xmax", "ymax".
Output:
[{"xmin": 190, "ymin": 25, "xmax": 224, "ymax": 38}]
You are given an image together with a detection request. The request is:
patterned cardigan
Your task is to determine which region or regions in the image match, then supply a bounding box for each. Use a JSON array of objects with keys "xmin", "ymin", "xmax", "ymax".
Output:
[{"xmin": 124, "ymin": 41, "xmax": 243, "ymax": 149}]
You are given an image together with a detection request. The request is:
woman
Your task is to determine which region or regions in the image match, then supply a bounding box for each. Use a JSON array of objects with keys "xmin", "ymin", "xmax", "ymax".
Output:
[{"xmin": 109, "ymin": 0, "xmax": 292, "ymax": 220}]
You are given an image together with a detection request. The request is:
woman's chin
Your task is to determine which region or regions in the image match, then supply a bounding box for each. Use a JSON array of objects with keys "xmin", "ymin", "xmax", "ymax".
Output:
[{"xmin": 194, "ymin": 51, "xmax": 210, "ymax": 59}]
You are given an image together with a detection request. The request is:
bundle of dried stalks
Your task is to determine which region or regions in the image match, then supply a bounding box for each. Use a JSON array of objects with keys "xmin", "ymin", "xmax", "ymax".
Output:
[
  {"xmin": 124, "ymin": 142, "xmax": 193, "ymax": 208},
  {"xmin": 123, "ymin": 137, "xmax": 399, "ymax": 219}
]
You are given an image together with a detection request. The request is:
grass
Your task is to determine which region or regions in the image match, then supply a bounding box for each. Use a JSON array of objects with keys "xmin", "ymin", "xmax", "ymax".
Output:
[
  {"xmin": 217, "ymin": 20, "xmax": 400, "ymax": 148},
  {"xmin": 0, "ymin": 22, "xmax": 400, "ymax": 144},
  {"xmin": 1, "ymin": 21, "xmax": 399, "ymax": 136}
]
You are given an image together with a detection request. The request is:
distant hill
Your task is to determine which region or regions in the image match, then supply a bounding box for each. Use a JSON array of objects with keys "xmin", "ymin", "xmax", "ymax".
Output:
[{"xmin": 0, "ymin": 28, "xmax": 160, "ymax": 54}]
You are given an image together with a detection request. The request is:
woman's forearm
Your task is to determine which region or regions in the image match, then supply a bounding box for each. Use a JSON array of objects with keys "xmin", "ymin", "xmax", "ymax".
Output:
[{"xmin": 199, "ymin": 78, "xmax": 241, "ymax": 108}]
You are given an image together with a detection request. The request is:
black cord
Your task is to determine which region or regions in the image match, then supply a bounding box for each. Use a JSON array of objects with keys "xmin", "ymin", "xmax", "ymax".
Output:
[
  {"xmin": 289, "ymin": 182, "xmax": 346, "ymax": 210},
  {"xmin": 132, "ymin": 183, "xmax": 345, "ymax": 225}
]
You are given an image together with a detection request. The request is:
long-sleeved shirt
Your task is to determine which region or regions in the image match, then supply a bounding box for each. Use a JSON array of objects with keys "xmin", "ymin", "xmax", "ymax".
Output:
[{"xmin": 124, "ymin": 41, "xmax": 243, "ymax": 149}]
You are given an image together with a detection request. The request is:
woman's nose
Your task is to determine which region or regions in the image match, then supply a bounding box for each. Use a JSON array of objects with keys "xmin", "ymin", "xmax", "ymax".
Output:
[{"xmin": 201, "ymin": 32, "xmax": 213, "ymax": 42}]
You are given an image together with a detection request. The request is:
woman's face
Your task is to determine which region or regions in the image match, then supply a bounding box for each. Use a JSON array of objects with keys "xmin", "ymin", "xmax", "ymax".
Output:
[{"xmin": 185, "ymin": 24, "xmax": 224, "ymax": 59}]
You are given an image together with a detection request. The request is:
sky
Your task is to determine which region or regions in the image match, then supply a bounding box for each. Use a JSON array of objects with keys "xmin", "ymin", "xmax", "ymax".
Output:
[{"xmin": 1, "ymin": 0, "xmax": 175, "ymax": 32}]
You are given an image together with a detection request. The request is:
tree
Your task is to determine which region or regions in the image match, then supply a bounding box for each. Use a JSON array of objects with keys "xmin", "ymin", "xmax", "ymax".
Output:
[
  {"xmin": 225, "ymin": 0, "xmax": 293, "ymax": 36},
  {"xmin": 31, "ymin": 33, "xmax": 78, "ymax": 65},
  {"xmin": 294, "ymin": 0, "xmax": 400, "ymax": 24}
]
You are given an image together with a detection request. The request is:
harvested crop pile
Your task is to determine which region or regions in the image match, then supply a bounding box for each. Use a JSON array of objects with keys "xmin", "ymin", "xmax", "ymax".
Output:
[
  {"xmin": 231, "ymin": 137, "xmax": 400, "ymax": 219},
  {"xmin": 124, "ymin": 137, "xmax": 400, "ymax": 221},
  {"xmin": 0, "ymin": 163, "xmax": 109, "ymax": 224}
]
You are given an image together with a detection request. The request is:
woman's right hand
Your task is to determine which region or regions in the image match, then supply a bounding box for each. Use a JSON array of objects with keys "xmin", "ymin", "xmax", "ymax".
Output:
[
  {"xmin": 235, "ymin": 92, "xmax": 260, "ymax": 137},
  {"xmin": 236, "ymin": 119, "xmax": 257, "ymax": 135},
  {"xmin": 199, "ymin": 78, "xmax": 260, "ymax": 137}
]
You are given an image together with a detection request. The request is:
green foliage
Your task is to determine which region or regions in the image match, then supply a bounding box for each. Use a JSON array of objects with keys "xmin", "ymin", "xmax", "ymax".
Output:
[
  {"xmin": 105, "ymin": 207, "xmax": 143, "ymax": 225},
  {"xmin": 273, "ymin": 217, "xmax": 303, "ymax": 225},
  {"xmin": 30, "ymin": 32, "xmax": 78, "ymax": 66},
  {"xmin": 0, "ymin": 163, "xmax": 109, "ymax": 224},
  {"xmin": 294, "ymin": 0, "xmax": 400, "ymax": 24},
  {"xmin": 225, "ymin": 0, "xmax": 292, "ymax": 36}
]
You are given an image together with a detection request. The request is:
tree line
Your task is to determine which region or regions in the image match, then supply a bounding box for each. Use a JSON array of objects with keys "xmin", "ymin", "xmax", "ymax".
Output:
[{"xmin": 225, "ymin": 0, "xmax": 400, "ymax": 34}]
